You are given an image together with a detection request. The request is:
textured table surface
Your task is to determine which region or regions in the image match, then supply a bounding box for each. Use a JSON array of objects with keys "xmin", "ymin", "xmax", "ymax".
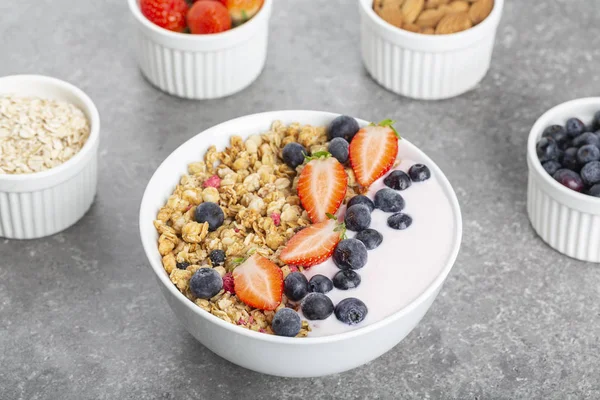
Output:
[{"xmin": 2, "ymin": 0, "xmax": 600, "ymax": 399}]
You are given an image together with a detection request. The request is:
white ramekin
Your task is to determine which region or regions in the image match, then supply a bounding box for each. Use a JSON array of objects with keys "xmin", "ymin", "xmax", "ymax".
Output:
[
  {"xmin": 527, "ymin": 98, "xmax": 600, "ymax": 263},
  {"xmin": 128, "ymin": 0, "xmax": 272, "ymax": 100},
  {"xmin": 0, "ymin": 75, "xmax": 100, "ymax": 240},
  {"xmin": 359, "ymin": 0, "xmax": 504, "ymax": 100},
  {"xmin": 139, "ymin": 110, "xmax": 463, "ymax": 377}
]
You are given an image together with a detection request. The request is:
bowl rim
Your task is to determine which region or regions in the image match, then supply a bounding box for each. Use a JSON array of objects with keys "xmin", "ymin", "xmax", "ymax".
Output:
[
  {"xmin": 0, "ymin": 74, "xmax": 100, "ymax": 183},
  {"xmin": 127, "ymin": 0, "xmax": 271, "ymax": 42},
  {"xmin": 527, "ymin": 97, "xmax": 600, "ymax": 206},
  {"xmin": 139, "ymin": 110, "xmax": 463, "ymax": 344},
  {"xmin": 359, "ymin": 0, "xmax": 504, "ymax": 43}
]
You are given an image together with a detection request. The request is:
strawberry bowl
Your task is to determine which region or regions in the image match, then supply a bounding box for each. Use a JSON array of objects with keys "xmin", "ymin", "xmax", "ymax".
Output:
[
  {"xmin": 139, "ymin": 110, "xmax": 462, "ymax": 377},
  {"xmin": 128, "ymin": 0, "xmax": 272, "ymax": 99}
]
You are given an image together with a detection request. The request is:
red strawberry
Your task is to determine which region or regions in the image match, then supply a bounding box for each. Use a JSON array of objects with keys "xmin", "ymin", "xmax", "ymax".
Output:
[
  {"xmin": 140, "ymin": 0, "xmax": 189, "ymax": 32},
  {"xmin": 280, "ymin": 219, "xmax": 344, "ymax": 267},
  {"xmin": 233, "ymin": 254, "xmax": 283, "ymax": 311},
  {"xmin": 297, "ymin": 153, "xmax": 348, "ymax": 223},
  {"xmin": 225, "ymin": 0, "xmax": 264, "ymax": 25},
  {"xmin": 187, "ymin": 0, "xmax": 232, "ymax": 34},
  {"xmin": 349, "ymin": 120, "xmax": 400, "ymax": 187},
  {"xmin": 195, "ymin": 0, "xmax": 227, "ymax": 5}
]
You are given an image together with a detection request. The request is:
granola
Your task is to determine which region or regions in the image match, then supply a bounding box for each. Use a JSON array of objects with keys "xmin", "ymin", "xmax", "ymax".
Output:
[
  {"xmin": 154, "ymin": 121, "xmax": 363, "ymax": 336},
  {"xmin": 0, "ymin": 95, "xmax": 91, "ymax": 174}
]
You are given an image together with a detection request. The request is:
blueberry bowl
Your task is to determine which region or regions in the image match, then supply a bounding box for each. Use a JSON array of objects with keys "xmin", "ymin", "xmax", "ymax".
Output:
[
  {"xmin": 527, "ymin": 98, "xmax": 600, "ymax": 262},
  {"xmin": 139, "ymin": 110, "xmax": 462, "ymax": 377}
]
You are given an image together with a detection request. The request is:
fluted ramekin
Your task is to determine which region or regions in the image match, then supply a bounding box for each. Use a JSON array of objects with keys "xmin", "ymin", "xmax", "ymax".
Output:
[
  {"xmin": 359, "ymin": 0, "xmax": 504, "ymax": 100},
  {"xmin": 527, "ymin": 98, "xmax": 600, "ymax": 263},
  {"xmin": 128, "ymin": 0, "xmax": 272, "ymax": 100},
  {"xmin": 0, "ymin": 75, "xmax": 100, "ymax": 239}
]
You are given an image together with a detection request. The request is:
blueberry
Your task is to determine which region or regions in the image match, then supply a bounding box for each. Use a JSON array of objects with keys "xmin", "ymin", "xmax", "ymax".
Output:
[
  {"xmin": 387, "ymin": 213, "xmax": 413, "ymax": 230},
  {"xmin": 282, "ymin": 143, "xmax": 307, "ymax": 169},
  {"xmin": 308, "ymin": 274, "xmax": 333, "ymax": 294},
  {"xmin": 347, "ymin": 195, "xmax": 375, "ymax": 212},
  {"xmin": 374, "ymin": 188, "xmax": 405, "ymax": 212},
  {"xmin": 384, "ymin": 170, "xmax": 412, "ymax": 190},
  {"xmin": 354, "ymin": 228, "xmax": 383, "ymax": 250},
  {"xmin": 301, "ymin": 293, "xmax": 334, "ymax": 320},
  {"xmin": 542, "ymin": 125, "xmax": 569, "ymax": 149},
  {"xmin": 573, "ymin": 132, "xmax": 600, "ymax": 148},
  {"xmin": 272, "ymin": 308, "xmax": 302, "ymax": 337},
  {"xmin": 327, "ymin": 115, "xmax": 360, "ymax": 142},
  {"xmin": 333, "ymin": 238, "xmax": 368, "ymax": 270},
  {"xmin": 576, "ymin": 144, "xmax": 600, "ymax": 164},
  {"xmin": 332, "ymin": 270, "xmax": 361, "ymax": 290},
  {"xmin": 195, "ymin": 202, "xmax": 224, "ymax": 232},
  {"xmin": 588, "ymin": 184, "xmax": 600, "ymax": 197},
  {"xmin": 408, "ymin": 164, "xmax": 431, "ymax": 182},
  {"xmin": 580, "ymin": 161, "xmax": 600, "ymax": 186},
  {"xmin": 328, "ymin": 137, "xmax": 349, "ymax": 164},
  {"xmin": 561, "ymin": 147, "xmax": 580, "ymax": 171},
  {"xmin": 284, "ymin": 272, "xmax": 309, "ymax": 301},
  {"xmin": 209, "ymin": 249, "xmax": 226, "ymax": 266},
  {"xmin": 542, "ymin": 124, "xmax": 566, "ymax": 138},
  {"xmin": 542, "ymin": 160, "xmax": 561, "ymax": 176},
  {"xmin": 190, "ymin": 268, "xmax": 223, "ymax": 299},
  {"xmin": 553, "ymin": 169, "xmax": 584, "ymax": 192},
  {"xmin": 536, "ymin": 137, "xmax": 561, "ymax": 162},
  {"xmin": 566, "ymin": 117, "xmax": 586, "ymax": 138},
  {"xmin": 344, "ymin": 204, "xmax": 371, "ymax": 232},
  {"xmin": 594, "ymin": 111, "xmax": 600, "ymax": 130},
  {"xmin": 176, "ymin": 262, "xmax": 190, "ymax": 270},
  {"xmin": 335, "ymin": 298, "xmax": 368, "ymax": 325}
]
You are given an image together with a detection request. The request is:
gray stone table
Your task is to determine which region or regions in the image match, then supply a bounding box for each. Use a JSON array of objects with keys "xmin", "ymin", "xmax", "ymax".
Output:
[{"xmin": 2, "ymin": 0, "xmax": 600, "ymax": 398}]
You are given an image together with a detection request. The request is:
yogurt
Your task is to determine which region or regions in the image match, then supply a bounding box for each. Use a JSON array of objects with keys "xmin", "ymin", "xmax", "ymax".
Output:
[{"xmin": 300, "ymin": 156, "xmax": 456, "ymax": 337}]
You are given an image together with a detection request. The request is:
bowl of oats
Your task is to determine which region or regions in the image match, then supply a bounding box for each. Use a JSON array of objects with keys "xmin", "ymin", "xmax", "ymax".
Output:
[
  {"xmin": 0, "ymin": 75, "xmax": 100, "ymax": 239},
  {"xmin": 139, "ymin": 110, "xmax": 462, "ymax": 377}
]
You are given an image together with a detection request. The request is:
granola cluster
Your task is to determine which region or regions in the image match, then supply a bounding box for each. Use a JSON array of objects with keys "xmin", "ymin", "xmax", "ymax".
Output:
[{"xmin": 154, "ymin": 121, "xmax": 362, "ymax": 336}]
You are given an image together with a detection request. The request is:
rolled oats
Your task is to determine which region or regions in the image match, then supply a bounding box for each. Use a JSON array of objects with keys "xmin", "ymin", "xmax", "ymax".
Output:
[{"xmin": 0, "ymin": 95, "xmax": 90, "ymax": 174}]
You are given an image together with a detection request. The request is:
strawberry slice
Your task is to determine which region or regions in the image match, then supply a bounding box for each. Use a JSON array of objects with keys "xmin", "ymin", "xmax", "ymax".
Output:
[
  {"xmin": 233, "ymin": 254, "xmax": 283, "ymax": 311},
  {"xmin": 280, "ymin": 219, "xmax": 345, "ymax": 267},
  {"xmin": 349, "ymin": 120, "xmax": 400, "ymax": 188},
  {"xmin": 297, "ymin": 153, "xmax": 348, "ymax": 223}
]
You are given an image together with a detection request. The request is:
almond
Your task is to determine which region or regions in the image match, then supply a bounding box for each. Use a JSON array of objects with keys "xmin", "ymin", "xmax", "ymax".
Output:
[
  {"xmin": 435, "ymin": 11, "xmax": 472, "ymax": 34},
  {"xmin": 421, "ymin": 27, "xmax": 435, "ymax": 34},
  {"xmin": 415, "ymin": 8, "xmax": 447, "ymax": 27},
  {"xmin": 401, "ymin": 0, "xmax": 425, "ymax": 24},
  {"xmin": 403, "ymin": 23, "xmax": 421, "ymax": 32},
  {"xmin": 447, "ymin": 0, "xmax": 470, "ymax": 12},
  {"xmin": 424, "ymin": 0, "xmax": 449, "ymax": 9},
  {"xmin": 468, "ymin": 0, "xmax": 493, "ymax": 24},
  {"xmin": 373, "ymin": 0, "xmax": 405, "ymax": 27}
]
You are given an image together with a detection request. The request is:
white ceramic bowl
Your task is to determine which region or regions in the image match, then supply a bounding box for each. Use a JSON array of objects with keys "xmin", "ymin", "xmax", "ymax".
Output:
[
  {"xmin": 0, "ymin": 75, "xmax": 100, "ymax": 240},
  {"xmin": 139, "ymin": 110, "xmax": 462, "ymax": 377},
  {"xmin": 128, "ymin": 0, "xmax": 272, "ymax": 100},
  {"xmin": 359, "ymin": 0, "xmax": 504, "ymax": 100},
  {"xmin": 527, "ymin": 98, "xmax": 600, "ymax": 263}
]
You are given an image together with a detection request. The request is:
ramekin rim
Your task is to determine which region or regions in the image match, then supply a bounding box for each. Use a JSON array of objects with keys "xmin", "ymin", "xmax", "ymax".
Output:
[
  {"xmin": 0, "ymin": 74, "xmax": 100, "ymax": 183},
  {"xmin": 127, "ymin": 0, "xmax": 271, "ymax": 42},
  {"xmin": 527, "ymin": 97, "xmax": 600, "ymax": 206},
  {"xmin": 359, "ymin": 0, "xmax": 504, "ymax": 42},
  {"xmin": 139, "ymin": 110, "xmax": 463, "ymax": 345}
]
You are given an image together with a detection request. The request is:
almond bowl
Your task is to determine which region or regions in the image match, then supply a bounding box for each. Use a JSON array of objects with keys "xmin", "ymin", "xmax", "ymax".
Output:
[
  {"xmin": 128, "ymin": 0, "xmax": 273, "ymax": 99},
  {"xmin": 139, "ymin": 110, "xmax": 463, "ymax": 377},
  {"xmin": 527, "ymin": 98, "xmax": 600, "ymax": 262},
  {"xmin": 359, "ymin": 0, "xmax": 504, "ymax": 100},
  {"xmin": 0, "ymin": 75, "xmax": 100, "ymax": 239}
]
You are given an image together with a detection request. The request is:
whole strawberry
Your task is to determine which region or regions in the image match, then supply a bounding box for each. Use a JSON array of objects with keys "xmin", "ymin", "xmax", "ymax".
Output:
[
  {"xmin": 187, "ymin": 0, "xmax": 232, "ymax": 34},
  {"xmin": 140, "ymin": 0, "xmax": 189, "ymax": 32}
]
